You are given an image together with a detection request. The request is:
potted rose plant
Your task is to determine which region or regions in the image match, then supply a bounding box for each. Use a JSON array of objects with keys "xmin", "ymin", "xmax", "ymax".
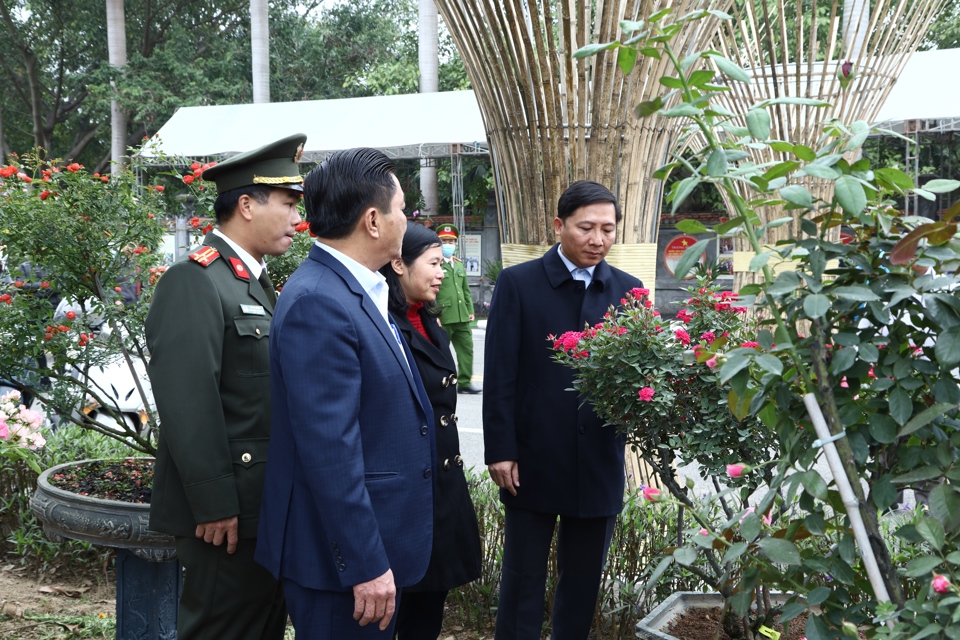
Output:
[{"xmin": 574, "ymin": 8, "xmax": 960, "ymax": 640}]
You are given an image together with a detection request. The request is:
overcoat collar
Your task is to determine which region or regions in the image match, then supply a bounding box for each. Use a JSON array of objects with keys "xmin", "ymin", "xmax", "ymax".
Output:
[
  {"xmin": 394, "ymin": 310, "xmax": 455, "ymax": 374},
  {"xmin": 308, "ymin": 244, "xmax": 428, "ymax": 412},
  {"xmin": 542, "ymin": 243, "xmax": 611, "ymax": 291},
  {"xmin": 202, "ymin": 234, "xmax": 274, "ymax": 313}
]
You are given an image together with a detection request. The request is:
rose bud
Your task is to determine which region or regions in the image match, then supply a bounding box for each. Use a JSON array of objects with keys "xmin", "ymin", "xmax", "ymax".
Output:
[
  {"xmin": 642, "ymin": 486, "xmax": 663, "ymax": 502},
  {"xmin": 933, "ymin": 574, "xmax": 951, "ymax": 594},
  {"xmin": 726, "ymin": 464, "xmax": 749, "ymax": 478},
  {"xmin": 837, "ymin": 61, "xmax": 855, "ymax": 90}
]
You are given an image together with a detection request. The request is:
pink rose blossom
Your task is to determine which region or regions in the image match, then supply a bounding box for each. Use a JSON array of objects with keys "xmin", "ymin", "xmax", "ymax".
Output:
[
  {"xmin": 701, "ymin": 331, "xmax": 716, "ymax": 344},
  {"xmin": 933, "ymin": 574, "xmax": 951, "ymax": 594},
  {"xmin": 699, "ymin": 528, "xmax": 709, "ymax": 536},
  {"xmin": 705, "ymin": 356, "xmax": 718, "ymax": 369},
  {"xmin": 726, "ymin": 464, "xmax": 747, "ymax": 478},
  {"xmin": 741, "ymin": 341, "xmax": 760, "ymax": 349},
  {"xmin": 674, "ymin": 329, "xmax": 691, "ymax": 345},
  {"xmin": 0, "ymin": 420, "xmax": 8, "ymax": 440},
  {"xmin": 642, "ymin": 486, "xmax": 662, "ymax": 502},
  {"xmin": 638, "ymin": 387, "xmax": 655, "ymax": 402}
]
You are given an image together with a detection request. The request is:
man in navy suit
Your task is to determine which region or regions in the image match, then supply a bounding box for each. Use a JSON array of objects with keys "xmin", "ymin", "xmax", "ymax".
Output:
[
  {"xmin": 256, "ymin": 148, "xmax": 435, "ymax": 638},
  {"xmin": 483, "ymin": 181, "xmax": 643, "ymax": 639}
]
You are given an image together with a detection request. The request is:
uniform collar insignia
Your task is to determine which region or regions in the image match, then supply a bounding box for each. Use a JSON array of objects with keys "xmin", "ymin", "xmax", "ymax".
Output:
[{"xmin": 228, "ymin": 256, "xmax": 251, "ymax": 281}]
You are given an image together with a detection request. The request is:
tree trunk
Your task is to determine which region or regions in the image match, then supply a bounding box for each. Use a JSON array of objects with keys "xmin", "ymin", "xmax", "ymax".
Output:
[
  {"xmin": 251, "ymin": 0, "xmax": 270, "ymax": 104},
  {"xmin": 418, "ymin": 0, "xmax": 438, "ymax": 215},
  {"xmin": 106, "ymin": 0, "xmax": 128, "ymax": 174}
]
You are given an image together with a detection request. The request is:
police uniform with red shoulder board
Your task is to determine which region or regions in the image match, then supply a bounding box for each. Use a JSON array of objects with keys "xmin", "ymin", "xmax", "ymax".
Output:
[{"xmin": 145, "ymin": 133, "xmax": 305, "ymax": 640}]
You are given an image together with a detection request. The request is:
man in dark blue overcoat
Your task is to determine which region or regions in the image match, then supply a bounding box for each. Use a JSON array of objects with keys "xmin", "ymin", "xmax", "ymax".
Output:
[{"xmin": 483, "ymin": 180, "xmax": 643, "ymax": 640}]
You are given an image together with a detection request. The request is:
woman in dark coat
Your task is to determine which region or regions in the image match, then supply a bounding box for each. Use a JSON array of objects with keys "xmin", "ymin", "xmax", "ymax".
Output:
[{"xmin": 380, "ymin": 222, "xmax": 482, "ymax": 640}]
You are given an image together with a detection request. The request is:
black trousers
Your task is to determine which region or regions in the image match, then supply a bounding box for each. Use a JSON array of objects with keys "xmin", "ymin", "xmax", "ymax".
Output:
[
  {"xmin": 175, "ymin": 537, "xmax": 287, "ymax": 640},
  {"xmin": 495, "ymin": 506, "xmax": 616, "ymax": 640},
  {"xmin": 394, "ymin": 590, "xmax": 448, "ymax": 640}
]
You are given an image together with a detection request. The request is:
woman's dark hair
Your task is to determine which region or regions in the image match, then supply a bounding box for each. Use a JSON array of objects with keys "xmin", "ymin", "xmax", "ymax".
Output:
[{"xmin": 379, "ymin": 221, "xmax": 442, "ymax": 317}]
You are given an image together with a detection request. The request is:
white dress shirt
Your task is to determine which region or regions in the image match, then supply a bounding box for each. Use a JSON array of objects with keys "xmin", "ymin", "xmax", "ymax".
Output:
[{"xmin": 557, "ymin": 245, "xmax": 597, "ymax": 288}]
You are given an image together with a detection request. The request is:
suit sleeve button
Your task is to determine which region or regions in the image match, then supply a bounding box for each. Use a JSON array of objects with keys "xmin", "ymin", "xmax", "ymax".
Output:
[
  {"xmin": 420, "ymin": 425, "xmax": 428, "ymax": 436},
  {"xmin": 338, "ymin": 564, "xmax": 345, "ymax": 571},
  {"xmin": 440, "ymin": 415, "xmax": 449, "ymax": 427},
  {"xmin": 455, "ymin": 455, "xmax": 463, "ymax": 467},
  {"xmin": 241, "ymin": 453, "xmax": 252, "ymax": 463},
  {"xmin": 443, "ymin": 459, "xmax": 451, "ymax": 471},
  {"xmin": 423, "ymin": 469, "xmax": 432, "ymax": 479}
]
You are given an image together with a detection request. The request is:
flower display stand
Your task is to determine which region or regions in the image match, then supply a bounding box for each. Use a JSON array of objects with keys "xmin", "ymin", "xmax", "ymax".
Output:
[{"xmin": 30, "ymin": 459, "xmax": 181, "ymax": 640}]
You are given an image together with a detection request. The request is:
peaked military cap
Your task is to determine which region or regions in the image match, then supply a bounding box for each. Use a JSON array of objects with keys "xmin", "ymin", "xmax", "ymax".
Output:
[
  {"xmin": 436, "ymin": 223, "xmax": 459, "ymax": 240},
  {"xmin": 202, "ymin": 133, "xmax": 307, "ymax": 193}
]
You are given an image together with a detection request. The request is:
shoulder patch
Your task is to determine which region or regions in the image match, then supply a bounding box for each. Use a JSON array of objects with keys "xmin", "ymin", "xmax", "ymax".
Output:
[
  {"xmin": 228, "ymin": 256, "xmax": 251, "ymax": 281},
  {"xmin": 453, "ymin": 257, "xmax": 462, "ymax": 263},
  {"xmin": 189, "ymin": 247, "xmax": 220, "ymax": 267}
]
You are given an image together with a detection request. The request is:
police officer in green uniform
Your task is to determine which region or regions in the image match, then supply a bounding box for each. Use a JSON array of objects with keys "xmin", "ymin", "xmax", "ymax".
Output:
[
  {"xmin": 435, "ymin": 224, "xmax": 481, "ymax": 394},
  {"xmin": 145, "ymin": 133, "xmax": 306, "ymax": 640}
]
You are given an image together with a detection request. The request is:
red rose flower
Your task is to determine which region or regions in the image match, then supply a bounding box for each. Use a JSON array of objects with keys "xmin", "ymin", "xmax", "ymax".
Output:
[
  {"xmin": 183, "ymin": 175, "xmax": 195, "ymax": 184},
  {"xmin": 0, "ymin": 294, "xmax": 11, "ymax": 304},
  {"xmin": 674, "ymin": 328, "xmax": 691, "ymax": 345},
  {"xmin": 66, "ymin": 163, "xmax": 82, "ymax": 172},
  {"xmin": 190, "ymin": 216, "xmax": 201, "ymax": 229},
  {"xmin": 154, "ymin": 185, "xmax": 165, "ymax": 192},
  {"xmin": 202, "ymin": 224, "xmax": 214, "ymax": 235},
  {"xmin": 0, "ymin": 166, "xmax": 17, "ymax": 178},
  {"xmin": 40, "ymin": 281, "xmax": 50, "ymax": 289},
  {"xmin": 66, "ymin": 311, "xmax": 76, "ymax": 320},
  {"xmin": 190, "ymin": 162, "xmax": 201, "ymax": 171},
  {"xmin": 39, "ymin": 190, "xmax": 51, "ymax": 200},
  {"xmin": 295, "ymin": 221, "xmax": 310, "ymax": 233}
]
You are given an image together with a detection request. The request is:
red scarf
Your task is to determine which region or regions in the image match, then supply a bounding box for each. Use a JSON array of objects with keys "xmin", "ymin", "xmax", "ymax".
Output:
[{"xmin": 406, "ymin": 302, "xmax": 432, "ymax": 343}]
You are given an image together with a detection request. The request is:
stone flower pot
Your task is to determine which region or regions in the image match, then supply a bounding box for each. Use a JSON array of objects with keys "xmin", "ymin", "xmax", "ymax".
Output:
[
  {"xmin": 30, "ymin": 458, "xmax": 181, "ymax": 640},
  {"xmin": 637, "ymin": 591, "xmax": 799, "ymax": 640}
]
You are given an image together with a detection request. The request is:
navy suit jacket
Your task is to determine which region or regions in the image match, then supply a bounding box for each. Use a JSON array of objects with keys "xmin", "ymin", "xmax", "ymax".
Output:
[
  {"xmin": 255, "ymin": 244, "xmax": 435, "ymax": 591},
  {"xmin": 482, "ymin": 244, "xmax": 642, "ymax": 518}
]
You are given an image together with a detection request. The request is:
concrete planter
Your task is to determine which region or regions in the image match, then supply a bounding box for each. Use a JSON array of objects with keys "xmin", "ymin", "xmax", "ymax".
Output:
[
  {"xmin": 637, "ymin": 591, "xmax": 797, "ymax": 640},
  {"xmin": 30, "ymin": 458, "xmax": 181, "ymax": 640}
]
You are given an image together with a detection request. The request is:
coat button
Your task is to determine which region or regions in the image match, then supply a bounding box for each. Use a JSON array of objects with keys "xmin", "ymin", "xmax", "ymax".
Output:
[
  {"xmin": 578, "ymin": 425, "xmax": 585, "ymax": 434},
  {"xmin": 423, "ymin": 469, "xmax": 432, "ymax": 479},
  {"xmin": 443, "ymin": 459, "xmax": 451, "ymax": 471},
  {"xmin": 241, "ymin": 452, "xmax": 252, "ymax": 463},
  {"xmin": 451, "ymin": 414, "xmax": 458, "ymax": 423},
  {"xmin": 338, "ymin": 564, "xmax": 345, "ymax": 572},
  {"xmin": 450, "ymin": 374, "xmax": 458, "ymax": 387},
  {"xmin": 420, "ymin": 425, "xmax": 428, "ymax": 436},
  {"xmin": 440, "ymin": 415, "xmax": 449, "ymax": 427},
  {"xmin": 255, "ymin": 328, "xmax": 261, "ymax": 335},
  {"xmin": 441, "ymin": 376, "xmax": 450, "ymax": 388},
  {"xmin": 455, "ymin": 455, "xmax": 463, "ymax": 467}
]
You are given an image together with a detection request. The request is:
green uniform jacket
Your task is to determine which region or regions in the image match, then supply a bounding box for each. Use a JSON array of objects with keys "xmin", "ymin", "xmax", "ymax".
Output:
[
  {"xmin": 146, "ymin": 234, "xmax": 275, "ymax": 539},
  {"xmin": 437, "ymin": 258, "xmax": 474, "ymax": 325}
]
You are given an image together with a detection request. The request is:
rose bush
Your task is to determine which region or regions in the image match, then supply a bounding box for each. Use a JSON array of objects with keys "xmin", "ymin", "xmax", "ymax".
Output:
[
  {"xmin": 0, "ymin": 390, "xmax": 45, "ymax": 473},
  {"xmin": 575, "ymin": 8, "xmax": 960, "ymax": 640}
]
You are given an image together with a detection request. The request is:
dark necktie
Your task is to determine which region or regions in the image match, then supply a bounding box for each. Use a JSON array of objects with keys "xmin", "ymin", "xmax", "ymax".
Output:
[{"xmin": 258, "ymin": 270, "xmax": 277, "ymax": 306}]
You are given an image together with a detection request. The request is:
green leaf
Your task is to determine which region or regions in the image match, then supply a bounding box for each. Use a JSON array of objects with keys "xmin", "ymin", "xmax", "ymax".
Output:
[
  {"xmin": 617, "ymin": 47, "xmax": 638, "ymax": 75},
  {"xmin": 875, "ymin": 167, "xmax": 915, "ymax": 194},
  {"xmin": 688, "ymin": 69, "xmax": 715, "ymax": 87},
  {"xmin": 829, "ymin": 347, "xmax": 856, "ymax": 374},
  {"xmin": 802, "ymin": 469, "xmax": 829, "ymax": 500},
  {"xmin": 765, "ymin": 97, "xmax": 831, "ymax": 107},
  {"xmin": 893, "ymin": 465, "xmax": 942, "ymax": 484},
  {"xmin": 659, "ymin": 76, "xmax": 683, "ymax": 89},
  {"xmin": 900, "ymin": 402, "xmax": 956, "ymax": 437},
  {"xmin": 740, "ymin": 512, "xmax": 762, "ymax": 541},
  {"xmin": 710, "ymin": 55, "xmax": 751, "ymax": 83},
  {"xmin": 832, "ymin": 285, "xmax": 880, "ymax": 301},
  {"xmin": 834, "ymin": 175, "xmax": 867, "ymax": 215},
  {"xmin": 574, "ymin": 42, "xmax": 612, "ymax": 58},
  {"xmin": 905, "ymin": 554, "xmax": 943, "ymax": 578},
  {"xmin": 780, "ymin": 185, "xmax": 813, "ymax": 208},
  {"xmin": 661, "ymin": 103, "xmax": 703, "ymax": 118},
  {"xmin": 921, "ymin": 179, "xmax": 960, "ymax": 194},
  {"xmin": 724, "ymin": 541, "xmax": 749, "ymax": 564},
  {"xmin": 806, "ymin": 586, "xmax": 832, "ymax": 606},
  {"xmin": 915, "ymin": 188, "xmax": 936, "ymax": 201},
  {"xmin": 755, "ymin": 354, "xmax": 783, "ymax": 375},
  {"xmin": 936, "ymin": 327, "xmax": 960, "ymax": 368},
  {"xmin": 803, "ymin": 163, "xmax": 842, "ymax": 179},
  {"xmin": 749, "ymin": 252, "xmax": 773, "ymax": 272},
  {"xmin": 673, "ymin": 238, "xmax": 711, "ymax": 281},
  {"xmin": 635, "ymin": 97, "xmax": 663, "ymax": 118},
  {"xmin": 758, "ymin": 537, "xmax": 802, "ymax": 565},
  {"xmin": 720, "ymin": 353, "xmax": 752, "ymax": 384},
  {"xmin": 930, "ymin": 483, "xmax": 960, "ymax": 532},
  {"xmin": 619, "ymin": 19, "xmax": 645, "ymax": 32},
  {"xmin": 762, "ymin": 160, "xmax": 800, "ymax": 182},
  {"xmin": 645, "ymin": 556, "xmax": 674, "ymax": 590},
  {"xmin": 792, "ymin": 145, "xmax": 816, "ymax": 162},
  {"xmin": 674, "ymin": 546, "xmax": 698, "ymax": 566},
  {"xmin": 705, "ymin": 148, "xmax": 727, "ymax": 177},
  {"xmin": 917, "ymin": 516, "xmax": 946, "ymax": 551},
  {"xmin": 889, "ymin": 386, "xmax": 913, "ymax": 426},
  {"xmin": 746, "ymin": 109, "xmax": 771, "ymax": 140},
  {"xmin": 869, "ymin": 414, "xmax": 898, "ymax": 444},
  {"xmin": 803, "ymin": 294, "xmax": 831, "ymax": 319},
  {"xmin": 770, "ymin": 141, "xmax": 794, "ymax": 153},
  {"xmin": 675, "ymin": 219, "xmax": 709, "ymax": 234}
]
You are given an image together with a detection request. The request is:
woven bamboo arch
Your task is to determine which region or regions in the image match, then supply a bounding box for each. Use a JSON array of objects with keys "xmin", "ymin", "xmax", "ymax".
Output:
[
  {"xmin": 434, "ymin": 0, "xmax": 727, "ymax": 254},
  {"xmin": 707, "ymin": 0, "xmax": 944, "ymax": 262}
]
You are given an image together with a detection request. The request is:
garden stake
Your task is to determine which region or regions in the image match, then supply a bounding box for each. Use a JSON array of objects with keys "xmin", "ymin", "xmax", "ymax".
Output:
[{"xmin": 802, "ymin": 393, "xmax": 894, "ymax": 622}]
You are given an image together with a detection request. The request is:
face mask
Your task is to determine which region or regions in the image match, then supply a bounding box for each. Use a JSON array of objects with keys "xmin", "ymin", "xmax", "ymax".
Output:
[{"xmin": 442, "ymin": 244, "xmax": 457, "ymax": 258}]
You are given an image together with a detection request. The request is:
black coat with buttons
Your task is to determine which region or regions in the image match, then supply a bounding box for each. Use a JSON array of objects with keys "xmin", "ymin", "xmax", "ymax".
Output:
[{"xmin": 395, "ymin": 307, "xmax": 482, "ymax": 592}]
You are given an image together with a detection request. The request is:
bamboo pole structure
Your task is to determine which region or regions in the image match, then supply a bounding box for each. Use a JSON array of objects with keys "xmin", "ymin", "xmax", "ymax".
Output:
[
  {"xmin": 435, "ymin": 0, "xmax": 728, "ymax": 250},
  {"xmin": 708, "ymin": 0, "xmax": 943, "ymax": 267}
]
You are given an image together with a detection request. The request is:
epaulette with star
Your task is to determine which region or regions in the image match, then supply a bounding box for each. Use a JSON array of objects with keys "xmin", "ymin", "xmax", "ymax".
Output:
[{"xmin": 189, "ymin": 246, "xmax": 221, "ymax": 267}]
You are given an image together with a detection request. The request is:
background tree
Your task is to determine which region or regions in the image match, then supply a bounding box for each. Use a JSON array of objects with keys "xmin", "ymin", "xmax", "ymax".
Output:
[{"xmin": 106, "ymin": 0, "xmax": 127, "ymax": 173}]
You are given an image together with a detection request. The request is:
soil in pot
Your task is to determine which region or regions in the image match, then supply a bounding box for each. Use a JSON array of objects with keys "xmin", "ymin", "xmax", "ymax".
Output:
[
  {"xmin": 47, "ymin": 459, "xmax": 153, "ymax": 503},
  {"xmin": 666, "ymin": 607, "xmax": 810, "ymax": 640}
]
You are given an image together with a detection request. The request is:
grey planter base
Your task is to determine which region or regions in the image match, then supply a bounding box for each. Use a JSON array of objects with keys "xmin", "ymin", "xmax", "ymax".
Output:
[
  {"xmin": 30, "ymin": 459, "xmax": 182, "ymax": 640},
  {"xmin": 637, "ymin": 592, "xmax": 727, "ymax": 640}
]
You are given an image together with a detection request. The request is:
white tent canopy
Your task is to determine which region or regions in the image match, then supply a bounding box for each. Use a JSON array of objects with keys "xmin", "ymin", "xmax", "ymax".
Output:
[
  {"xmin": 874, "ymin": 48, "xmax": 960, "ymax": 132},
  {"xmin": 138, "ymin": 90, "xmax": 488, "ymax": 162}
]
